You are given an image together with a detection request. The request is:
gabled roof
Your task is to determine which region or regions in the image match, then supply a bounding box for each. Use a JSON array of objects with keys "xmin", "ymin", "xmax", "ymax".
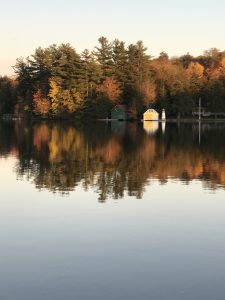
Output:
[
  {"xmin": 111, "ymin": 105, "xmax": 129, "ymax": 112},
  {"xmin": 144, "ymin": 109, "xmax": 159, "ymax": 114}
]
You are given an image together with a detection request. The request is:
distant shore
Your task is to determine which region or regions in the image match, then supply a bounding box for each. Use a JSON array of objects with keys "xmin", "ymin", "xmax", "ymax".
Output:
[{"xmin": 2, "ymin": 114, "xmax": 225, "ymax": 124}]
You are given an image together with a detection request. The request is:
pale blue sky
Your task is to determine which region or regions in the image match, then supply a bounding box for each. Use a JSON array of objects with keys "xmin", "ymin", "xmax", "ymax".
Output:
[{"xmin": 1, "ymin": 0, "xmax": 225, "ymax": 75}]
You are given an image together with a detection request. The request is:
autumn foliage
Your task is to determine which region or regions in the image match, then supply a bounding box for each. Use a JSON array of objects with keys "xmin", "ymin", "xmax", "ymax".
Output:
[
  {"xmin": 2, "ymin": 122, "xmax": 225, "ymax": 200},
  {"xmin": 0, "ymin": 40, "xmax": 223, "ymax": 118},
  {"xmin": 33, "ymin": 90, "xmax": 50, "ymax": 115},
  {"xmin": 97, "ymin": 77, "xmax": 122, "ymax": 103}
]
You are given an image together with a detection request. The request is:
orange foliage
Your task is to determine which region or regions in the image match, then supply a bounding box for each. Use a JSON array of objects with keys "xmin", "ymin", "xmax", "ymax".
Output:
[
  {"xmin": 97, "ymin": 77, "xmax": 122, "ymax": 103},
  {"xmin": 33, "ymin": 124, "xmax": 50, "ymax": 151},
  {"xmin": 33, "ymin": 90, "xmax": 50, "ymax": 115},
  {"xmin": 96, "ymin": 137, "xmax": 122, "ymax": 164},
  {"xmin": 139, "ymin": 81, "xmax": 156, "ymax": 106},
  {"xmin": 209, "ymin": 58, "xmax": 225, "ymax": 79}
]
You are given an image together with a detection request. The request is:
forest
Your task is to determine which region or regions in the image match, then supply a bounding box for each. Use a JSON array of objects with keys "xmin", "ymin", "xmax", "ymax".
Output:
[{"xmin": 1, "ymin": 37, "xmax": 225, "ymax": 119}]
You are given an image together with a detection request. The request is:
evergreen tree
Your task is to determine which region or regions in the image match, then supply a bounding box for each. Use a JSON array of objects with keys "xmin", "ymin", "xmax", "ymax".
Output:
[
  {"xmin": 0, "ymin": 77, "xmax": 17, "ymax": 115},
  {"xmin": 80, "ymin": 49, "xmax": 101, "ymax": 98},
  {"xmin": 94, "ymin": 36, "xmax": 113, "ymax": 79},
  {"xmin": 112, "ymin": 39, "xmax": 127, "ymax": 87}
]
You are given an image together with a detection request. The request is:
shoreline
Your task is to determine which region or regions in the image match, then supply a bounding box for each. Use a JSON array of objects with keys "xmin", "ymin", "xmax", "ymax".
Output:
[
  {"xmin": 2, "ymin": 114, "xmax": 225, "ymax": 123},
  {"xmin": 97, "ymin": 118, "xmax": 225, "ymax": 123}
]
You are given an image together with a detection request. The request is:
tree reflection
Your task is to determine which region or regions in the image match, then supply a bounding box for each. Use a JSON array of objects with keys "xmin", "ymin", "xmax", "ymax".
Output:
[{"xmin": 0, "ymin": 121, "xmax": 225, "ymax": 201}]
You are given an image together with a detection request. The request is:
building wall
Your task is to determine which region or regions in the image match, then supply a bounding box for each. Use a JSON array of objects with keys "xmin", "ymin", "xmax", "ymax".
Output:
[
  {"xmin": 143, "ymin": 112, "xmax": 159, "ymax": 121},
  {"xmin": 111, "ymin": 109, "xmax": 127, "ymax": 120}
]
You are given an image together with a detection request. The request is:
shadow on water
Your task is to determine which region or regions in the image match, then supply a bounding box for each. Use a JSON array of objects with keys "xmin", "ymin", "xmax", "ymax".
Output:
[{"xmin": 0, "ymin": 120, "xmax": 225, "ymax": 201}]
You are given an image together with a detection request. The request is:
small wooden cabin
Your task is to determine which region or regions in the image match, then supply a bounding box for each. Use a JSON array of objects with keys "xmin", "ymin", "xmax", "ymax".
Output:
[
  {"xmin": 111, "ymin": 105, "xmax": 130, "ymax": 120},
  {"xmin": 143, "ymin": 109, "xmax": 159, "ymax": 121}
]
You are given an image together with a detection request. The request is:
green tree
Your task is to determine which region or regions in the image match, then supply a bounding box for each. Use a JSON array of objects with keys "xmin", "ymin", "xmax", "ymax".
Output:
[
  {"xmin": 112, "ymin": 39, "xmax": 127, "ymax": 87},
  {"xmin": 80, "ymin": 49, "xmax": 101, "ymax": 98},
  {"xmin": 0, "ymin": 77, "xmax": 17, "ymax": 115},
  {"xmin": 94, "ymin": 36, "xmax": 113, "ymax": 79}
]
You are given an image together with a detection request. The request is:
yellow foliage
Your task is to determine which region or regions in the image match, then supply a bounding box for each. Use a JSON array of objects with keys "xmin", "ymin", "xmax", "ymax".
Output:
[
  {"xmin": 48, "ymin": 79, "xmax": 59, "ymax": 98},
  {"xmin": 186, "ymin": 62, "xmax": 204, "ymax": 79},
  {"xmin": 48, "ymin": 79, "xmax": 61, "ymax": 114},
  {"xmin": 61, "ymin": 89, "xmax": 83, "ymax": 113},
  {"xmin": 48, "ymin": 79, "xmax": 83, "ymax": 114}
]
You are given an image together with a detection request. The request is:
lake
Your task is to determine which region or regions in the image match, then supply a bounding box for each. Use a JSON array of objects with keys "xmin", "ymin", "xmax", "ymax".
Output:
[{"xmin": 0, "ymin": 120, "xmax": 225, "ymax": 300}]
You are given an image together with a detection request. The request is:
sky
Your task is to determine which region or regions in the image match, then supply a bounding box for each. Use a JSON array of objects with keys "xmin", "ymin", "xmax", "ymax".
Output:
[{"xmin": 1, "ymin": 0, "xmax": 225, "ymax": 76}]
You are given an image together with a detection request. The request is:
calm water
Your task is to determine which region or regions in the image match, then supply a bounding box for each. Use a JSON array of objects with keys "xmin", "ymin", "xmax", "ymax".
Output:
[{"xmin": 0, "ymin": 120, "xmax": 225, "ymax": 300}]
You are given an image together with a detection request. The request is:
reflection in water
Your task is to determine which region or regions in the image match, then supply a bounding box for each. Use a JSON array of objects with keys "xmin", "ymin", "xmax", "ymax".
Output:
[
  {"xmin": 162, "ymin": 121, "xmax": 166, "ymax": 134},
  {"xmin": 0, "ymin": 121, "xmax": 225, "ymax": 201},
  {"xmin": 143, "ymin": 121, "xmax": 159, "ymax": 135}
]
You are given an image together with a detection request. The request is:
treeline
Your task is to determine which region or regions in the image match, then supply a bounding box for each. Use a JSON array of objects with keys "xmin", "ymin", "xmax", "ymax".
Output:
[
  {"xmin": 1, "ymin": 38, "xmax": 225, "ymax": 118},
  {"xmin": 0, "ymin": 76, "xmax": 17, "ymax": 115}
]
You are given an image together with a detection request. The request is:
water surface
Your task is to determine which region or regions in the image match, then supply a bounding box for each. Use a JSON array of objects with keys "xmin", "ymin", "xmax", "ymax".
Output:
[{"xmin": 0, "ymin": 121, "xmax": 225, "ymax": 300}]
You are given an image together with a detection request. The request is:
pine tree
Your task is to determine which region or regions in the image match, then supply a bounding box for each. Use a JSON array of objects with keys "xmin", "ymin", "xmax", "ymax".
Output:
[
  {"xmin": 94, "ymin": 37, "xmax": 113, "ymax": 80},
  {"xmin": 112, "ymin": 39, "xmax": 127, "ymax": 87}
]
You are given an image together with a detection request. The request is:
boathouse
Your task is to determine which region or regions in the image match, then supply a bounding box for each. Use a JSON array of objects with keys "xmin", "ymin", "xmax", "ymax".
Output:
[
  {"xmin": 143, "ymin": 109, "xmax": 159, "ymax": 121},
  {"xmin": 111, "ymin": 105, "xmax": 130, "ymax": 120}
]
